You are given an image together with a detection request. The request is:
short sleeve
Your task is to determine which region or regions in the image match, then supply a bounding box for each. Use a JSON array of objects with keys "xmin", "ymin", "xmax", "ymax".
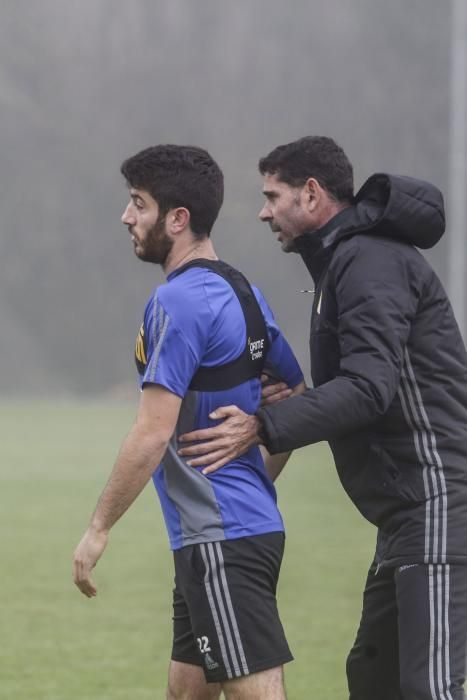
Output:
[
  {"xmin": 141, "ymin": 289, "xmax": 208, "ymax": 397},
  {"xmin": 253, "ymin": 287, "xmax": 304, "ymax": 388}
]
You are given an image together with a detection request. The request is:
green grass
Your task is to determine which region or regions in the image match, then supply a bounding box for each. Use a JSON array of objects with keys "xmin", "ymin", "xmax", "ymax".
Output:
[{"xmin": 1, "ymin": 399, "xmax": 375, "ymax": 699}]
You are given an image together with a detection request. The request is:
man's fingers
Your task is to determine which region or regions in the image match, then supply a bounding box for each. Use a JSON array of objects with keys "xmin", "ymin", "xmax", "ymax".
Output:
[
  {"xmin": 178, "ymin": 440, "xmax": 215, "ymax": 457},
  {"xmin": 262, "ymin": 382, "xmax": 289, "ymax": 397},
  {"xmin": 201, "ymin": 455, "xmax": 233, "ymax": 474},
  {"xmin": 262, "ymin": 381, "xmax": 288, "ymax": 394},
  {"xmin": 179, "ymin": 439, "xmax": 227, "ymax": 457},
  {"xmin": 73, "ymin": 566, "xmax": 97, "ymax": 597},
  {"xmin": 209, "ymin": 405, "xmax": 241, "ymax": 419},
  {"xmin": 178, "ymin": 406, "xmax": 241, "ymax": 444},
  {"xmin": 261, "ymin": 388, "xmax": 292, "ymax": 406},
  {"xmin": 73, "ymin": 560, "xmax": 97, "ymax": 598},
  {"xmin": 72, "ymin": 529, "xmax": 108, "ymax": 599},
  {"xmin": 260, "ymin": 382, "xmax": 292, "ymax": 407},
  {"xmin": 177, "ymin": 406, "xmax": 255, "ymax": 468},
  {"xmin": 185, "ymin": 447, "xmax": 230, "ymax": 467},
  {"xmin": 178, "ymin": 427, "xmax": 218, "ymax": 444},
  {"xmin": 76, "ymin": 577, "xmax": 97, "ymax": 598}
]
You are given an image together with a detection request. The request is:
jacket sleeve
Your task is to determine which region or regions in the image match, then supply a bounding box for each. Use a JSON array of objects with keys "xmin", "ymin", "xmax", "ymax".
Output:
[{"xmin": 258, "ymin": 239, "xmax": 422, "ymax": 453}]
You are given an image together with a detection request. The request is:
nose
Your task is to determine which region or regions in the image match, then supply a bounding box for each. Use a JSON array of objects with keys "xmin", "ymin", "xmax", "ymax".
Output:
[
  {"xmin": 258, "ymin": 203, "xmax": 271, "ymax": 221},
  {"xmin": 121, "ymin": 202, "xmax": 135, "ymax": 226}
]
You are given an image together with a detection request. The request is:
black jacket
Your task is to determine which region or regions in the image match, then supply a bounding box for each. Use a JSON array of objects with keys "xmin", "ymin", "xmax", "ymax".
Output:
[{"xmin": 259, "ymin": 173, "xmax": 467, "ymax": 567}]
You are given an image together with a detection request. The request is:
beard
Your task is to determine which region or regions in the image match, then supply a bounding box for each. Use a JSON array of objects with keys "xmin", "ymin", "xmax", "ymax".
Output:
[
  {"xmin": 269, "ymin": 224, "xmax": 298, "ymax": 254},
  {"xmin": 133, "ymin": 215, "xmax": 174, "ymax": 265},
  {"xmin": 280, "ymin": 237, "xmax": 298, "ymax": 253}
]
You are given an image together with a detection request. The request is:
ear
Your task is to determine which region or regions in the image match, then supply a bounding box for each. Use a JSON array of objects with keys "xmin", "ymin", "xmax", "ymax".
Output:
[
  {"xmin": 167, "ymin": 207, "xmax": 191, "ymax": 235},
  {"xmin": 302, "ymin": 177, "xmax": 323, "ymax": 212}
]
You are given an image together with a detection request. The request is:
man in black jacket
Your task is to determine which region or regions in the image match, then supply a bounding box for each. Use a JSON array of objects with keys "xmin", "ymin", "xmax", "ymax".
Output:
[{"xmin": 178, "ymin": 136, "xmax": 467, "ymax": 699}]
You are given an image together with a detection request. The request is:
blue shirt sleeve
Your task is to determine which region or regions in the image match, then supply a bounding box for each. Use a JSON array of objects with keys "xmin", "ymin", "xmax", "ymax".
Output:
[
  {"xmin": 141, "ymin": 285, "xmax": 211, "ymax": 397},
  {"xmin": 253, "ymin": 286, "xmax": 304, "ymax": 389}
]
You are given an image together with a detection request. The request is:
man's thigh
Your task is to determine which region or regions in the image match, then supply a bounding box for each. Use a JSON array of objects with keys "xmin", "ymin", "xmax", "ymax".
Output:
[
  {"xmin": 346, "ymin": 561, "xmax": 402, "ymax": 700},
  {"xmin": 166, "ymin": 660, "xmax": 287, "ymax": 700},
  {"xmin": 171, "ymin": 579, "xmax": 204, "ymax": 663},
  {"xmin": 167, "ymin": 660, "xmax": 221, "ymax": 700},
  {"xmin": 396, "ymin": 563, "xmax": 467, "ymax": 700},
  {"xmin": 173, "ymin": 533, "xmax": 293, "ymax": 684}
]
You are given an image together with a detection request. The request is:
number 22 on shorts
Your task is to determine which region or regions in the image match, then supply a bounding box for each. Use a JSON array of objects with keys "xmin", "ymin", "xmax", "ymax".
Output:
[{"xmin": 197, "ymin": 636, "xmax": 211, "ymax": 653}]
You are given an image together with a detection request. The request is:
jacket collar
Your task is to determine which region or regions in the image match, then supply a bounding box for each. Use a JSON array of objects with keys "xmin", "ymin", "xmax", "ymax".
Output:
[
  {"xmin": 294, "ymin": 207, "xmax": 353, "ymax": 284},
  {"xmin": 293, "ymin": 172, "xmax": 445, "ymax": 285}
]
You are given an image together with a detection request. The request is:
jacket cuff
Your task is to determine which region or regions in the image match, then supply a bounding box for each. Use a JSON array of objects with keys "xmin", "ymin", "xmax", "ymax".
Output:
[{"xmin": 257, "ymin": 407, "xmax": 281, "ymax": 454}]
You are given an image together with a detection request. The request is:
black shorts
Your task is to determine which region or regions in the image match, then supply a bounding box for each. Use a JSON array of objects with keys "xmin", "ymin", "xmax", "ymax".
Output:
[{"xmin": 171, "ymin": 532, "xmax": 293, "ymax": 683}]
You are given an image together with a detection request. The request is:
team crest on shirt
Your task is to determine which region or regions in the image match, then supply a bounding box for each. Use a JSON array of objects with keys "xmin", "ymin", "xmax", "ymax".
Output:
[
  {"xmin": 135, "ymin": 324, "xmax": 147, "ymax": 374},
  {"xmin": 248, "ymin": 336, "xmax": 265, "ymax": 361}
]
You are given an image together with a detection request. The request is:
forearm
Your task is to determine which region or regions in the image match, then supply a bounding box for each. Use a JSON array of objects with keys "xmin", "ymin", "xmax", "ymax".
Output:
[
  {"xmin": 90, "ymin": 425, "xmax": 168, "ymax": 533},
  {"xmin": 258, "ymin": 378, "xmax": 304, "ymax": 477},
  {"xmin": 73, "ymin": 385, "xmax": 181, "ymax": 598},
  {"xmin": 260, "ymin": 446, "xmax": 292, "ymax": 482},
  {"xmin": 258, "ymin": 374, "xmax": 395, "ymax": 454}
]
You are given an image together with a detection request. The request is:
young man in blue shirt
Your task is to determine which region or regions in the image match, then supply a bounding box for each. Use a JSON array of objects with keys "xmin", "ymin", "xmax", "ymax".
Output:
[{"xmin": 73, "ymin": 144, "xmax": 304, "ymax": 700}]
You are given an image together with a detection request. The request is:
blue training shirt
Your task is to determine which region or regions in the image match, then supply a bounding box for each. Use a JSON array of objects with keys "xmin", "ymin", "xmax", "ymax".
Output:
[{"xmin": 134, "ymin": 264, "xmax": 303, "ymax": 550}]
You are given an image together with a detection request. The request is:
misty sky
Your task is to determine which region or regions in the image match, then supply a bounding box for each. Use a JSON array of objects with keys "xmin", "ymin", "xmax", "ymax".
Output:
[{"xmin": 0, "ymin": 0, "xmax": 457, "ymax": 395}]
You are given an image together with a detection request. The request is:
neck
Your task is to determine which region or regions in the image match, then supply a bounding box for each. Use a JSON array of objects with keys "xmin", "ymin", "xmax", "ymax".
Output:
[
  {"xmin": 163, "ymin": 237, "xmax": 218, "ymax": 276},
  {"xmin": 317, "ymin": 200, "xmax": 350, "ymax": 230}
]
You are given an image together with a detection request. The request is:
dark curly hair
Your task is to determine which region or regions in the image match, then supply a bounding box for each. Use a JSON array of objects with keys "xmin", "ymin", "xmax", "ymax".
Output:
[
  {"xmin": 121, "ymin": 144, "xmax": 224, "ymax": 237},
  {"xmin": 259, "ymin": 136, "xmax": 354, "ymax": 204}
]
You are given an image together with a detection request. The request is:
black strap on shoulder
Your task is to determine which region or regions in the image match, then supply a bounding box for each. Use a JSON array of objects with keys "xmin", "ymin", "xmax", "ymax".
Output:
[{"xmin": 171, "ymin": 258, "xmax": 270, "ymax": 391}]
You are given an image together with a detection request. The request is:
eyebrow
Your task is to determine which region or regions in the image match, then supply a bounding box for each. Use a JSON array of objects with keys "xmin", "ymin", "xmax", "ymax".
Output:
[{"xmin": 262, "ymin": 189, "xmax": 277, "ymax": 197}]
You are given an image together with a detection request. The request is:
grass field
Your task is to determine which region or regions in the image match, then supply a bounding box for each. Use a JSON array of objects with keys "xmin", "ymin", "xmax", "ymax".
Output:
[{"xmin": 1, "ymin": 399, "xmax": 375, "ymax": 699}]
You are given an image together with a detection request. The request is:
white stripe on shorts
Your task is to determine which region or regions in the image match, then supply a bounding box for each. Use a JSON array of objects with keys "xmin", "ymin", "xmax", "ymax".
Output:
[{"xmin": 200, "ymin": 542, "xmax": 249, "ymax": 678}]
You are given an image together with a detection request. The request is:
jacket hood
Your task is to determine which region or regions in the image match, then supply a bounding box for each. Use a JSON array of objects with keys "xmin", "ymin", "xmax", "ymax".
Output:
[
  {"xmin": 350, "ymin": 173, "xmax": 445, "ymax": 249},
  {"xmin": 295, "ymin": 173, "xmax": 445, "ymax": 269}
]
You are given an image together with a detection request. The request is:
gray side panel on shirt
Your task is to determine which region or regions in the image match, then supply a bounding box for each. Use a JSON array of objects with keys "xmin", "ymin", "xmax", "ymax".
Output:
[{"xmin": 163, "ymin": 391, "xmax": 225, "ymax": 546}]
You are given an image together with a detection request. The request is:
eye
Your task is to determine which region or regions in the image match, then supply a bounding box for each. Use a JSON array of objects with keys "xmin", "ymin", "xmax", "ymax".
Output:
[{"xmin": 131, "ymin": 197, "xmax": 144, "ymax": 211}]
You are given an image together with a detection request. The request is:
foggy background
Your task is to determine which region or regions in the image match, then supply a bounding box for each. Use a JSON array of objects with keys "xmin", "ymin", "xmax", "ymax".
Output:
[{"xmin": 0, "ymin": 0, "xmax": 463, "ymax": 397}]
